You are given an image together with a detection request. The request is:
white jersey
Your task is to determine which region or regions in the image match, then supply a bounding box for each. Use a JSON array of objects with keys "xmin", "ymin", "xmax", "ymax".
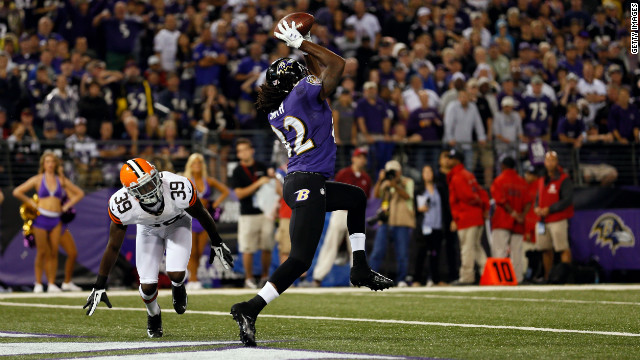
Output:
[{"xmin": 108, "ymin": 171, "xmax": 197, "ymax": 229}]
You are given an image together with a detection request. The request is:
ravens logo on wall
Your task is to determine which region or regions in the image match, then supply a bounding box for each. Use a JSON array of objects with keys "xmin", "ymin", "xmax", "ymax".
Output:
[{"xmin": 589, "ymin": 213, "xmax": 635, "ymax": 255}]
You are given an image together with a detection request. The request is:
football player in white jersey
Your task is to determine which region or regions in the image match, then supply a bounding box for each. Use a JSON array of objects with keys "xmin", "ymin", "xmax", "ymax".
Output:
[{"xmin": 83, "ymin": 158, "xmax": 233, "ymax": 338}]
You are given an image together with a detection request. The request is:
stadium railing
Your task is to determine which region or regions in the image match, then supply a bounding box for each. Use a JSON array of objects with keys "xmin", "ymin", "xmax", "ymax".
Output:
[{"xmin": 0, "ymin": 131, "xmax": 637, "ymax": 189}]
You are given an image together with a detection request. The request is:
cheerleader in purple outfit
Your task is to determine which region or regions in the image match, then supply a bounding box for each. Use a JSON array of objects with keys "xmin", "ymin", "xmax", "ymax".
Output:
[
  {"xmin": 182, "ymin": 153, "xmax": 229, "ymax": 289},
  {"xmin": 13, "ymin": 151, "xmax": 84, "ymax": 293}
]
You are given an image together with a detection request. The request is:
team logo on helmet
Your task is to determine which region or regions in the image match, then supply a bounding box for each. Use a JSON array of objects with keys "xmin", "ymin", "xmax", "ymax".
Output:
[
  {"xmin": 276, "ymin": 58, "xmax": 295, "ymax": 75},
  {"xmin": 589, "ymin": 213, "xmax": 635, "ymax": 255}
]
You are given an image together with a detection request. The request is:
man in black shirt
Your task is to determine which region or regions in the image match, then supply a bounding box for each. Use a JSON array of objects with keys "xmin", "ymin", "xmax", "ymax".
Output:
[{"xmin": 231, "ymin": 138, "xmax": 274, "ymax": 289}]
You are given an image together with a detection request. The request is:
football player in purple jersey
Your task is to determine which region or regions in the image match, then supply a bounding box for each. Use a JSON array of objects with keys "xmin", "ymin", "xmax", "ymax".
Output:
[{"xmin": 230, "ymin": 19, "xmax": 394, "ymax": 347}]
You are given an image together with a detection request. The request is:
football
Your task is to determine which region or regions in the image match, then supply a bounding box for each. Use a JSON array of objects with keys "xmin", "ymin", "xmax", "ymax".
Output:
[{"xmin": 277, "ymin": 12, "xmax": 315, "ymax": 37}]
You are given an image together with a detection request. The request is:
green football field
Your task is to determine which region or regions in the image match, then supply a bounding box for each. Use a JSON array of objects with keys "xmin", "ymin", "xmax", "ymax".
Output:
[{"xmin": 1, "ymin": 285, "xmax": 639, "ymax": 359}]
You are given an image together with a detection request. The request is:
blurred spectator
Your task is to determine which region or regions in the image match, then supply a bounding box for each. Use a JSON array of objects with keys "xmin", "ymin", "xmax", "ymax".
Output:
[
  {"xmin": 580, "ymin": 124, "xmax": 618, "ymax": 186},
  {"xmin": 403, "ymin": 74, "xmax": 440, "ymax": 113},
  {"xmin": 409, "ymin": 7, "xmax": 433, "ymax": 44},
  {"xmin": 444, "ymin": 89, "xmax": 486, "ymax": 170},
  {"xmin": 65, "ymin": 117, "xmax": 100, "ymax": 187},
  {"xmin": 497, "ymin": 76, "xmax": 523, "ymax": 111},
  {"xmin": 493, "ymin": 96, "xmax": 524, "ymax": 160},
  {"xmin": 439, "ymin": 72, "xmax": 466, "ymax": 114},
  {"xmin": 8, "ymin": 111, "xmax": 40, "ymax": 183},
  {"xmin": 381, "ymin": 1, "xmax": 411, "ymax": 45},
  {"xmin": 198, "ymin": 84, "xmax": 237, "ymax": 182},
  {"xmin": 608, "ymin": 87, "xmax": 639, "ymax": 144},
  {"xmin": 0, "ymin": 51, "xmax": 21, "ymax": 118},
  {"xmin": 577, "ymin": 62, "xmax": 606, "ymax": 124},
  {"xmin": 157, "ymin": 72, "xmax": 192, "ymax": 124},
  {"xmin": 490, "ymin": 156, "xmax": 531, "ymax": 283},
  {"xmin": 231, "ymin": 138, "xmax": 274, "ymax": 289},
  {"xmin": 558, "ymin": 73, "xmax": 582, "ymax": 110},
  {"xmin": 412, "ymin": 165, "xmax": 444, "ymax": 287},
  {"xmin": 0, "ymin": 107, "xmax": 9, "ymax": 139},
  {"xmin": 534, "ymin": 151, "xmax": 574, "ymax": 282},
  {"xmin": 467, "ymin": 78, "xmax": 495, "ymax": 186},
  {"xmin": 557, "ymin": 103, "xmax": 584, "ymax": 148},
  {"xmin": 193, "ymin": 27, "xmax": 227, "ymax": 98},
  {"xmin": 121, "ymin": 114, "xmax": 141, "ymax": 157},
  {"xmin": 335, "ymin": 24, "xmax": 361, "ymax": 59},
  {"xmin": 92, "ymin": 2, "xmax": 144, "ymax": 70},
  {"xmin": 97, "ymin": 121, "xmax": 126, "ymax": 187},
  {"xmin": 236, "ymin": 43, "xmax": 268, "ymax": 122},
  {"xmin": 487, "ymin": 42, "xmax": 509, "ymax": 82},
  {"xmin": 558, "ymin": 43, "xmax": 583, "ymax": 78},
  {"xmin": 407, "ymin": 90, "xmax": 442, "ymax": 143},
  {"xmin": 28, "ymin": 64, "xmax": 55, "ymax": 127},
  {"xmin": 346, "ymin": 0, "xmax": 382, "ymax": 47},
  {"xmin": 312, "ymin": 149, "xmax": 372, "ymax": 286},
  {"xmin": 446, "ymin": 148, "xmax": 488, "ymax": 285},
  {"xmin": 370, "ymin": 160, "xmax": 415, "ymax": 287},
  {"xmin": 355, "ymin": 81, "xmax": 393, "ymax": 172},
  {"xmin": 159, "ymin": 119, "xmax": 188, "ymax": 161},
  {"xmin": 154, "ymin": 14, "xmax": 180, "ymax": 72},
  {"xmin": 120, "ymin": 61, "xmax": 153, "ymax": 121},
  {"xmin": 78, "ymin": 80, "xmax": 109, "ymax": 139},
  {"xmin": 41, "ymin": 74, "xmax": 79, "ymax": 136},
  {"xmin": 522, "ymin": 75, "xmax": 554, "ymax": 140},
  {"xmin": 333, "ymin": 89, "xmax": 357, "ymax": 146},
  {"xmin": 463, "ymin": 12, "xmax": 491, "ymax": 48}
]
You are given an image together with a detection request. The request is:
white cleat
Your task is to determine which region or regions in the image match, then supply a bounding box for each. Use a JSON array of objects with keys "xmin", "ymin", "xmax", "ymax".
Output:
[
  {"xmin": 33, "ymin": 283, "xmax": 43, "ymax": 293},
  {"xmin": 186, "ymin": 281, "xmax": 203, "ymax": 290},
  {"xmin": 48, "ymin": 283, "xmax": 62, "ymax": 293},
  {"xmin": 61, "ymin": 282, "xmax": 82, "ymax": 291}
]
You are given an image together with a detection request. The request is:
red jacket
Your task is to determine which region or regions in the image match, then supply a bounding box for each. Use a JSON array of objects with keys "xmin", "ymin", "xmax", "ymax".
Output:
[
  {"xmin": 490, "ymin": 169, "xmax": 531, "ymax": 234},
  {"xmin": 537, "ymin": 169, "xmax": 574, "ymax": 223},
  {"xmin": 524, "ymin": 181, "xmax": 539, "ymax": 242},
  {"xmin": 447, "ymin": 163, "xmax": 489, "ymax": 230}
]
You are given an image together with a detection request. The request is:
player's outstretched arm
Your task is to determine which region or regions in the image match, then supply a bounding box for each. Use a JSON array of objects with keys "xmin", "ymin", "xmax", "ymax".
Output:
[
  {"xmin": 274, "ymin": 20, "xmax": 344, "ymax": 100},
  {"xmin": 84, "ymin": 221, "xmax": 127, "ymax": 315},
  {"xmin": 299, "ymin": 40, "xmax": 344, "ymax": 101},
  {"xmin": 185, "ymin": 200, "xmax": 234, "ymax": 269}
]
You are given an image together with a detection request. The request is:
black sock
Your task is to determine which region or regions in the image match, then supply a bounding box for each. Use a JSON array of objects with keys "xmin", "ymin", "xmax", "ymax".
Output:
[
  {"xmin": 246, "ymin": 295, "xmax": 267, "ymax": 317},
  {"xmin": 352, "ymin": 250, "xmax": 368, "ymax": 269}
]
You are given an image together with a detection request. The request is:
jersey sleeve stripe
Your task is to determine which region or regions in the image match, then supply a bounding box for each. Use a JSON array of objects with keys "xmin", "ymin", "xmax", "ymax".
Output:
[
  {"xmin": 188, "ymin": 179, "xmax": 197, "ymax": 207},
  {"xmin": 108, "ymin": 206, "xmax": 122, "ymax": 224}
]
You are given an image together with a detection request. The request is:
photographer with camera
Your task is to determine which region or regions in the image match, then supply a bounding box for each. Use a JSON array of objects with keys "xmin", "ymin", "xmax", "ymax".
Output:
[{"xmin": 369, "ymin": 160, "xmax": 415, "ymax": 287}]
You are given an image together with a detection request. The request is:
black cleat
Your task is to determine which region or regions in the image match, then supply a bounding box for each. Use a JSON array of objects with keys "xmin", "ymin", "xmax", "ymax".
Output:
[
  {"xmin": 230, "ymin": 302, "xmax": 257, "ymax": 347},
  {"xmin": 172, "ymin": 284, "xmax": 188, "ymax": 314},
  {"xmin": 350, "ymin": 267, "xmax": 394, "ymax": 291},
  {"xmin": 147, "ymin": 313, "xmax": 163, "ymax": 338}
]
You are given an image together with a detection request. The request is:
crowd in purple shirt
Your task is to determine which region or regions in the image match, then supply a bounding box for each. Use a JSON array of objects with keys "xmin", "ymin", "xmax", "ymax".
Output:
[{"xmin": 0, "ymin": 0, "xmax": 638, "ymax": 186}]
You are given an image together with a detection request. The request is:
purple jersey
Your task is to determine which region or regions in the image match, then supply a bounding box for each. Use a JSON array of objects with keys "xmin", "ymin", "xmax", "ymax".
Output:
[
  {"xmin": 608, "ymin": 104, "xmax": 640, "ymax": 141},
  {"xmin": 528, "ymin": 139, "xmax": 549, "ymax": 166},
  {"xmin": 268, "ymin": 75, "xmax": 336, "ymax": 178},
  {"xmin": 523, "ymin": 94, "xmax": 553, "ymax": 136}
]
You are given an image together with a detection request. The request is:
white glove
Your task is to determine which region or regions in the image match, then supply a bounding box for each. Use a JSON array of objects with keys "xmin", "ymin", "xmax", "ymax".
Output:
[
  {"xmin": 83, "ymin": 288, "xmax": 112, "ymax": 316},
  {"xmin": 275, "ymin": 20, "xmax": 304, "ymax": 49},
  {"xmin": 209, "ymin": 242, "xmax": 234, "ymax": 270}
]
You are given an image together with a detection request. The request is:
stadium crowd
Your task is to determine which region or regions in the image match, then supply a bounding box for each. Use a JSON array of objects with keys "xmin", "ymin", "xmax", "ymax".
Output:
[{"xmin": 0, "ymin": 0, "xmax": 638, "ymax": 289}]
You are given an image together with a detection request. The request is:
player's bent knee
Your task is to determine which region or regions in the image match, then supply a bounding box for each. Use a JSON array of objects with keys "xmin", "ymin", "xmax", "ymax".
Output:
[
  {"xmin": 140, "ymin": 282, "xmax": 158, "ymax": 295},
  {"xmin": 167, "ymin": 271, "xmax": 186, "ymax": 283}
]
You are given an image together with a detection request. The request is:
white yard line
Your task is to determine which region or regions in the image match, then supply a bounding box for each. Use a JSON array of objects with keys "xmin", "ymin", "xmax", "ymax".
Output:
[
  {"xmin": 353, "ymin": 293, "xmax": 640, "ymax": 306},
  {"xmin": 1, "ymin": 284, "xmax": 640, "ymax": 300},
  {"xmin": 1, "ymin": 301, "xmax": 638, "ymax": 338}
]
